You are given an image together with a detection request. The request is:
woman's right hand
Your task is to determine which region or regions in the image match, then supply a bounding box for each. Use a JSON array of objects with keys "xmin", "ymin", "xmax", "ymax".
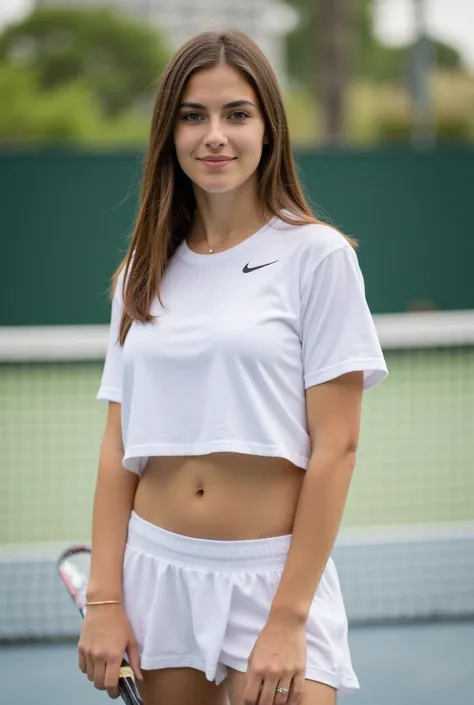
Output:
[{"xmin": 78, "ymin": 604, "xmax": 143, "ymax": 699}]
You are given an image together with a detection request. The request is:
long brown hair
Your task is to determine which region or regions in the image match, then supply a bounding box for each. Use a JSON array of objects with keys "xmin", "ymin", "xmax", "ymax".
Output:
[{"xmin": 114, "ymin": 29, "xmax": 351, "ymax": 345}]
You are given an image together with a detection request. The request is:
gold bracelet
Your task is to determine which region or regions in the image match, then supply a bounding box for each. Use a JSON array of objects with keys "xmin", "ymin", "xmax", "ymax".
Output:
[{"xmin": 85, "ymin": 600, "xmax": 122, "ymax": 607}]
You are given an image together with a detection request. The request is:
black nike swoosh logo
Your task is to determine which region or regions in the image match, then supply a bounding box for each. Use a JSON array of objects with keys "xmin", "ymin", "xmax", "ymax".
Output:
[{"xmin": 243, "ymin": 260, "xmax": 279, "ymax": 273}]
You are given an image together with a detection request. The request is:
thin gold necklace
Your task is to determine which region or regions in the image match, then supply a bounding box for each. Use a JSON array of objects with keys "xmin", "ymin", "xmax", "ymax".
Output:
[
  {"xmin": 190, "ymin": 224, "xmax": 264, "ymax": 254},
  {"xmin": 207, "ymin": 230, "xmax": 255, "ymax": 254}
]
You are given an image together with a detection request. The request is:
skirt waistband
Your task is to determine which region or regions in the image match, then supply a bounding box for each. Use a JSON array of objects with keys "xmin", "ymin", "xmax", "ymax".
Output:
[{"xmin": 127, "ymin": 511, "xmax": 292, "ymax": 571}]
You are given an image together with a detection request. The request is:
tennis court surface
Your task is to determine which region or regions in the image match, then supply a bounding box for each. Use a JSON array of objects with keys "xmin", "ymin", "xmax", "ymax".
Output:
[
  {"xmin": 1, "ymin": 310, "xmax": 473, "ymax": 702},
  {"xmin": 1, "ymin": 623, "xmax": 473, "ymax": 704}
]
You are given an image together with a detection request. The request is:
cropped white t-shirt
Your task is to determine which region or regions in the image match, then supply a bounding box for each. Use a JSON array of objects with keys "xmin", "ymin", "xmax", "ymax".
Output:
[{"xmin": 97, "ymin": 216, "xmax": 388, "ymax": 474}]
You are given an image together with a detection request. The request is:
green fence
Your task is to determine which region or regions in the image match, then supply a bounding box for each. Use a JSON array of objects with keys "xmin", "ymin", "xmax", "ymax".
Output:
[{"xmin": 0, "ymin": 148, "xmax": 472, "ymax": 325}]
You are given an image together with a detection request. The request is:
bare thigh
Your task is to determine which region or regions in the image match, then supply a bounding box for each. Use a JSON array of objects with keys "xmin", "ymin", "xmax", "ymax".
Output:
[
  {"xmin": 138, "ymin": 667, "xmax": 229, "ymax": 705},
  {"xmin": 227, "ymin": 669, "xmax": 337, "ymax": 705}
]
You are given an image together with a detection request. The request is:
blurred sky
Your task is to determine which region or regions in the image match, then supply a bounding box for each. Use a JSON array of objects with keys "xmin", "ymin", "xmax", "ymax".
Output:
[{"xmin": 0, "ymin": 0, "xmax": 473, "ymax": 73}]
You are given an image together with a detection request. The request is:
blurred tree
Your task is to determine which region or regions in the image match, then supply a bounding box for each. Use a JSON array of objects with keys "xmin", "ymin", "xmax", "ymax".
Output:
[
  {"xmin": 0, "ymin": 63, "xmax": 149, "ymax": 144},
  {"xmin": 434, "ymin": 40, "xmax": 462, "ymax": 71},
  {"xmin": 284, "ymin": 0, "xmax": 319, "ymax": 91},
  {"xmin": 358, "ymin": 38, "xmax": 462, "ymax": 83},
  {"xmin": 317, "ymin": 0, "xmax": 356, "ymax": 144},
  {"xmin": 375, "ymin": 112, "xmax": 471, "ymax": 144},
  {"xmin": 285, "ymin": 0, "xmax": 463, "ymax": 87},
  {"xmin": 0, "ymin": 8, "xmax": 171, "ymax": 117},
  {"xmin": 0, "ymin": 64, "xmax": 99, "ymax": 141}
]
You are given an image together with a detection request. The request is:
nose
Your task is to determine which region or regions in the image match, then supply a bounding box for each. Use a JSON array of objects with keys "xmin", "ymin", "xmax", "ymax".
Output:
[{"xmin": 204, "ymin": 117, "xmax": 228, "ymax": 149}]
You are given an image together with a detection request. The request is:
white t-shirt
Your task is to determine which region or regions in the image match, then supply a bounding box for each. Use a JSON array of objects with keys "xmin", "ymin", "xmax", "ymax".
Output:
[{"xmin": 98, "ymin": 216, "xmax": 388, "ymax": 474}]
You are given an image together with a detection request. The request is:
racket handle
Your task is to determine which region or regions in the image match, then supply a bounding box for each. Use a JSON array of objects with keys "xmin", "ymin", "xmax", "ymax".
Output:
[{"xmin": 119, "ymin": 660, "xmax": 143, "ymax": 705}]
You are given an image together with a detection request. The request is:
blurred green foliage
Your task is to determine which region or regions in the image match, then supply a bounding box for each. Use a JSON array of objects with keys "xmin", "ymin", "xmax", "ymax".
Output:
[
  {"xmin": 376, "ymin": 113, "xmax": 472, "ymax": 144},
  {"xmin": 282, "ymin": 0, "xmax": 472, "ymax": 145},
  {"xmin": 0, "ymin": 63, "xmax": 150, "ymax": 145},
  {"xmin": 0, "ymin": 2, "xmax": 471, "ymax": 146},
  {"xmin": 0, "ymin": 7, "xmax": 171, "ymax": 144},
  {"xmin": 285, "ymin": 0, "xmax": 462, "ymax": 88},
  {"xmin": 0, "ymin": 63, "xmax": 100, "ymax": 141},
  {"xmin": 0, "ymin": 7, "xmax": 171, "ymax": 116}
]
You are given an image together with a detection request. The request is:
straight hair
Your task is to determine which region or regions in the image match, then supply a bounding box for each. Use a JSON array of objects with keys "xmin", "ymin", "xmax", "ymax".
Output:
[{"xmin": 114, "ymin": 30, "xmax": 354, "ymax": 345}]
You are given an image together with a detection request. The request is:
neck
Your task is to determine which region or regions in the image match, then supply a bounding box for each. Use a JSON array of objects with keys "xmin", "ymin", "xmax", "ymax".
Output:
[{"xmin": 190, "ymin": 180, "xmax": 268, "ymax": 251}]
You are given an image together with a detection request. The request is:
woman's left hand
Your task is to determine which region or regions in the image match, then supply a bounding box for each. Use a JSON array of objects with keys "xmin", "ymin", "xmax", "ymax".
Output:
[{"xmin": 244, "ymin": 613, "xmax": 307, "ymax": 704}]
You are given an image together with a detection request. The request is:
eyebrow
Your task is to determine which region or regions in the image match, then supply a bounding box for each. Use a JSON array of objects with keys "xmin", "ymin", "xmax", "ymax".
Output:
[{"xmin": 179, "ymin": 100, "xmax": 256, "ymax": 110}]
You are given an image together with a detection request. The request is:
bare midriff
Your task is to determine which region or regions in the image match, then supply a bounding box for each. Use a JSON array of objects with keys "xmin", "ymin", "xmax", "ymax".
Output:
[{"xmin": 133, "ymin": 453, "xmax": 305, "ymax": 541}]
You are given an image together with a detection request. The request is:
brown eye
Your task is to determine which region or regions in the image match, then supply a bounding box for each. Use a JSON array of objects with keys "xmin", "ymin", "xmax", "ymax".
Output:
[
  {"xmin": 229, "ymin": 111, "xmax": 250, "ymax": 121},
  {"xmin": 181, "ymin": 112, "xmax": 203, "ymax": 122}
]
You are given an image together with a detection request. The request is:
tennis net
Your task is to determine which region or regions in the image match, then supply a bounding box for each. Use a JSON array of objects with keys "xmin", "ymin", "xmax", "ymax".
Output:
[{"xmin": 1, "ymin": 310, "xmax": 473, "ymax": 639}]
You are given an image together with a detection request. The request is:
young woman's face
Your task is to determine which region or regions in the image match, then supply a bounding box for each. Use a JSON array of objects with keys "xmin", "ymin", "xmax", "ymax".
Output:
[{"xmin": 174, "ymin": 64, "xmax": 267, "ymax": 195}]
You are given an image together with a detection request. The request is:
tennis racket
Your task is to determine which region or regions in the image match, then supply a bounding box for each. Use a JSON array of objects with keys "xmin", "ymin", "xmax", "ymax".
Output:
[{"xmin": 57, "ymin": 545, "xmax": 143, "ymax": 705}]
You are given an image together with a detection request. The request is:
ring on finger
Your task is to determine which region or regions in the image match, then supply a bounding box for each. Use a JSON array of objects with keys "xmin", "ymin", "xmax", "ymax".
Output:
[{"xmin": 276, "ymin": 687, "xmax": 290, "ymax": 695}]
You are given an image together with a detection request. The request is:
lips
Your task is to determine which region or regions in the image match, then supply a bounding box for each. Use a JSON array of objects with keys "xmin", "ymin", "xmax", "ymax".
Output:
[
  {"xmin": 198, "ymin": 156, "xmax": 235, "ymax": 162},
  {"xmin": 198, "ymin": 156, "xmax": 236, "ymax": 169}
]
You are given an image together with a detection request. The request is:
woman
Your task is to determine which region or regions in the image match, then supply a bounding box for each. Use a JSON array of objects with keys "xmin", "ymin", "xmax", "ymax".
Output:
[{"xmin": 79, "ymin": 30, "xmax": 387, "ymax": 705}]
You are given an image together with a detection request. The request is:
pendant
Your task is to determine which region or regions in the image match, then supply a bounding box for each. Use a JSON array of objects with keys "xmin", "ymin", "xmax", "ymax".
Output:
[{"xmin": 209, "ymin": 248, "xmax": 214, "ymax": 253}]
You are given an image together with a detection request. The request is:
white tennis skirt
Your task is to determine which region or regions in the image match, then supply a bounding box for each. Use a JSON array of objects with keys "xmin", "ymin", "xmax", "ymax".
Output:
[{"xmin": 122, "ymin": 511, "xmax": 359, "ymax": 693}]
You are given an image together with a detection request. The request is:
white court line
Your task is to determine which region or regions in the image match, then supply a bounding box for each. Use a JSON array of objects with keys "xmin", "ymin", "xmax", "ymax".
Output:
[
  {"xmin": 1, "ymin": 311, "xmax": 474, "ymax": 361},
  {"xmin": 0, "ymin": 541, "xmax": 90, "ymax": 560},
  {"xmin": 1, "ymin": 522, "xmax": 474, "ymax": 560},
  {"xmin": 338, "ymin": 521, "xmax": 474, "ymax": 545}
]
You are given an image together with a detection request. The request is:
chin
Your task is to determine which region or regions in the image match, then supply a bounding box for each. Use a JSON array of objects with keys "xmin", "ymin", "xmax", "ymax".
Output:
[
  {"xmin": 201, "ymin": 185, "xmax": 235, "ymax": 194},
  {"xmin": 196, "ymin": 178, "xmax": 239, "ymax": 195}
]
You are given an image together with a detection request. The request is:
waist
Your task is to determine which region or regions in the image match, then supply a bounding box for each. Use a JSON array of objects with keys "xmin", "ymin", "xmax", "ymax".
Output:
[
  {"xmin": 133, "ymin": 453, "xmax": 304, "ymax": 541},
  {"xmin": 126, "ymin": 511, "xmax": 292, "ymax": 571}
]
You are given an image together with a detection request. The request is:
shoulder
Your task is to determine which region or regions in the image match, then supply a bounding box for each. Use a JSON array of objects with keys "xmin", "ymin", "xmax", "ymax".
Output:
[
  {"xmin": 112, "ymin": 249, "xmax": 138, "ymax": 302},
  {"xmin": 266, "ymin": 216, "xmax": 364, "ymax": 305},
  {"xmin": 112, "ymin": 264, "xmax": 127, "ymax": 305},
  {"xmin": 269, "ymin": 215, "xmax": 353, "ymax": 270}
]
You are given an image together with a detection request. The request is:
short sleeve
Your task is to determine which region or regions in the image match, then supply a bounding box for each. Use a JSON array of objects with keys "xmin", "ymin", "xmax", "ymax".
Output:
[
  {"xmin": 300, "ymin": 245, "xmax": 387, "ymax": 391},
  {"xmin": 97, "ymin": 271, "xmax": 124, "ymax": 403}
]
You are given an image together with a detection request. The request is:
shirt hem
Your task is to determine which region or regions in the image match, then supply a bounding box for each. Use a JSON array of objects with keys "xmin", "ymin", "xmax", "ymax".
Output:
[
  {"xmin": 97, "ymin": 386, "xmax": 122, "ymax": 403},
  {"xmin": 123, "ymin": 441, "xmax": 310, "ymax": 472},
  {"xmin": 138, "ymin": 654, "xmax": 223, "ymax": 683},
  {"xmin": 304, "ymin": 358, "xmax": 388, "ymax": 391},
  {"xmin": 222, "ymin": 655, "xmax": 359, "ymax": 693}
]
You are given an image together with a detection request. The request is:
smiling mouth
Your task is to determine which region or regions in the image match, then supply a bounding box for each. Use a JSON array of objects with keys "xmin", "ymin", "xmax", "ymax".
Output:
[{"xmin": 198, "ymin": 157, "xmax": 236, "ymax": 168}]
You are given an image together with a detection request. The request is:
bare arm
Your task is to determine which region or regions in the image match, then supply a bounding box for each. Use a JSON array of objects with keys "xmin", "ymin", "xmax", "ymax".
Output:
[
  {"xmin": 86, "ymin": 401, "xmax": 139, "ymax": 602},
  {"xmin": 79, "ymin": 401, "xmax": 142, "ymax": 697},
  {"xmin": 243, "ymin": 371, "xmax": 363, "ymax": 704},
  {"xmin": 270, "ymin": 370, "xmax": 363, "ymax": 621}
]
